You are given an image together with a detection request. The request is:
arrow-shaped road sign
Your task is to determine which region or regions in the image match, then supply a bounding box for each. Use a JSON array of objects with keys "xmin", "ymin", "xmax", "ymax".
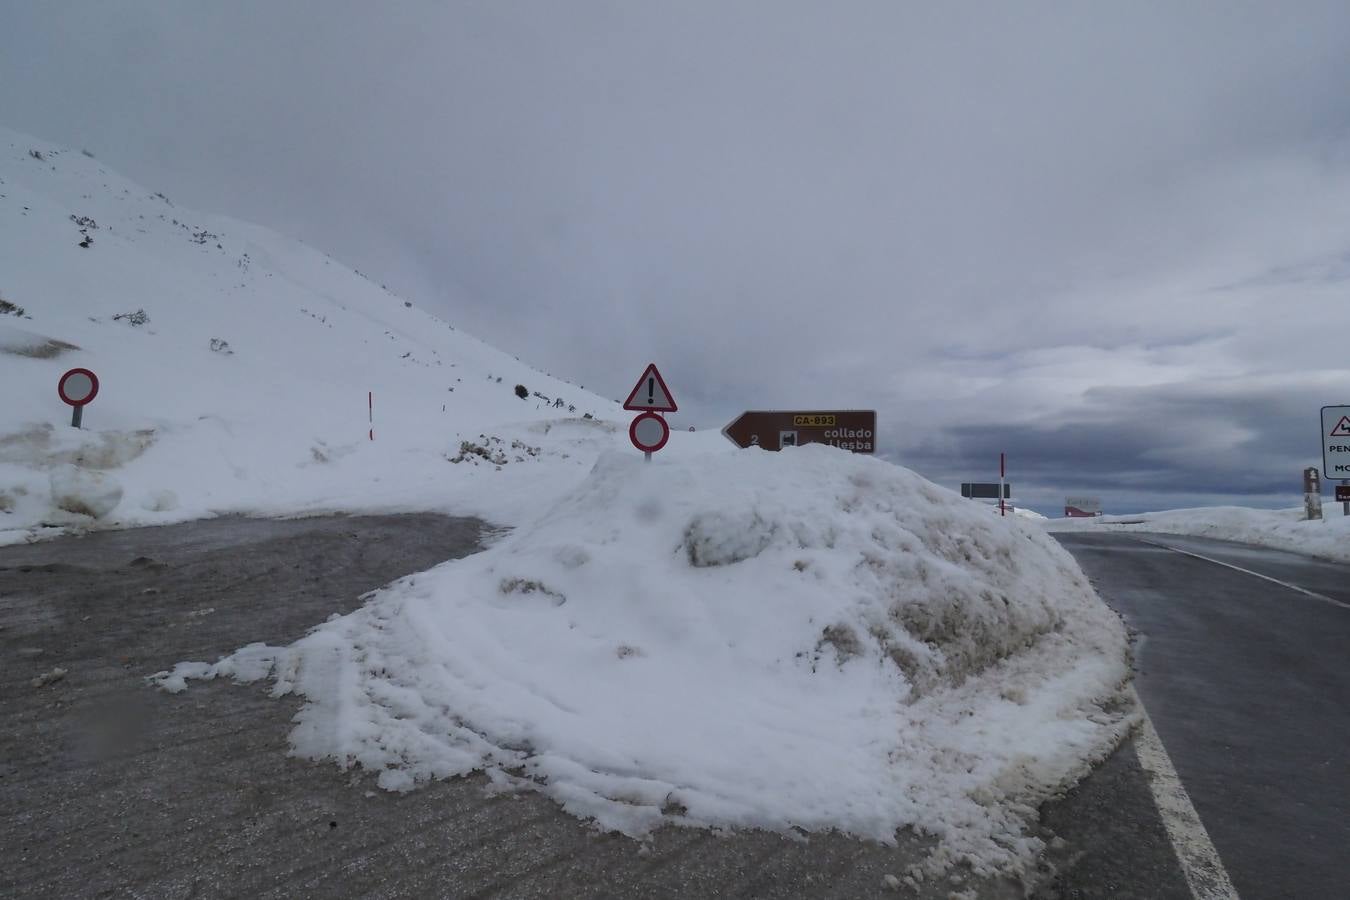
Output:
[{"xmin": 722, "ymin": 410, "xmax": 876, "ymax": 453}]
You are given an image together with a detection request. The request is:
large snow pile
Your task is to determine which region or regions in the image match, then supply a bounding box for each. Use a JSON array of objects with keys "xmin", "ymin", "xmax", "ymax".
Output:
[
  {"xmin": 0, "ymin": 129, "xmax": 669, "ymax": 543},
  {"xmin": 1044, "ymin": 505, "xmax": 1350, "ymax": 564},
  {"xmin": 157, "ymin": 446, "xmax": 1132, "ymax": 875}
]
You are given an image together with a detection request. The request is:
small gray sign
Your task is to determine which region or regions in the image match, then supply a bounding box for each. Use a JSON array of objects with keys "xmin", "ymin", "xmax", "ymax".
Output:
[{"xmin": 961, "ymin": 483, "xmax": 1010, "ymax": 500}]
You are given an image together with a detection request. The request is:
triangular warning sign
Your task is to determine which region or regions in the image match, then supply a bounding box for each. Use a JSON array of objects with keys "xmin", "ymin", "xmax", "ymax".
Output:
[
  {"xmin": 1332, "ymin": 416, "xmax": 1350, "ymax": 437},
  {"xmin": 623, "ymin": 363, "xmax": 678, "ymax": 412}
]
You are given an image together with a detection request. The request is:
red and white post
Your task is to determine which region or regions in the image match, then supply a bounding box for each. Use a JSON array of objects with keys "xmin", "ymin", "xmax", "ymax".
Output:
[{"xmin": 999, "ymin": 452, "xmax": 1006, "ymax": 516}]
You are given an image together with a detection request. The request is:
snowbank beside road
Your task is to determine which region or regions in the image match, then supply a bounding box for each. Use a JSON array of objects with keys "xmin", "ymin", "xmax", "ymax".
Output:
[
  {"xmin": 1044, "ymin": 505, "xmax": 1350, "ymax": 564},
  {"xmin": 157, "ymin": 446, "xmax": 1133, "ymax": 876}
]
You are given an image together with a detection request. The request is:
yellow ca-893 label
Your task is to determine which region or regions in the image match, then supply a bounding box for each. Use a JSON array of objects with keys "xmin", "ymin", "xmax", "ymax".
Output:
[{"xmin": 793, "ymin": 414, "xmax": 836, "ymax": 427}]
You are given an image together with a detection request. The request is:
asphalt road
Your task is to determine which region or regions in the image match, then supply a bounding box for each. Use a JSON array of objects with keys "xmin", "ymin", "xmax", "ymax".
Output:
[
  {"xmin": 1054, "ymin": 532, "xmax": 1350, "ymax": 900},
  {"xmin": 0, "ymin": 515, "xmax": 1024, "ymax": 900},
  {"xmin": 3, "ymin": 518, "xmax": 1345, "ymax": 899}
]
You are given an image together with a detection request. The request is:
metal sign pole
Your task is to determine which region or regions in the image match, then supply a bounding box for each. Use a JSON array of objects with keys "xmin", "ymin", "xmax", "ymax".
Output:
[{"xmin": 71, "ymin": 405, "xmax": 83, "ymax": 429}]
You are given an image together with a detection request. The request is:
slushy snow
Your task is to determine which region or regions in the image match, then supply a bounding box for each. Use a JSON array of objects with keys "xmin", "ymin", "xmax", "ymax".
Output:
[{"xmin": 158, "ymin": 447, "xmax": 1132, "ymax": 875}]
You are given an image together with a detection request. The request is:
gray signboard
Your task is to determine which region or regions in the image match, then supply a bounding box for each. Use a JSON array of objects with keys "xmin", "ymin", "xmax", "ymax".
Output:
[{"xmin": 961, "ymin": 483, "xmax": 1010, "ymax": 500}]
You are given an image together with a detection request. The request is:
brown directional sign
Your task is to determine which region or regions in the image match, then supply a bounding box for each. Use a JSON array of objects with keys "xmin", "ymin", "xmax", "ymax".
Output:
[{"xmin": 722, "ymin": 410, "xmax": 876, "ymax": 453}]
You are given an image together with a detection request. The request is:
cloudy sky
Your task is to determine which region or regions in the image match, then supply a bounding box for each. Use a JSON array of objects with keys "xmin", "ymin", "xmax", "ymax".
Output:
[{"xmin": 5, "ymin": 1, "xmax": 1350, "ymax": 513}]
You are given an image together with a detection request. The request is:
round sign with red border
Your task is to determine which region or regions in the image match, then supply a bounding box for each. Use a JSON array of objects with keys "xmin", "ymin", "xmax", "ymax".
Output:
[
  {"xmin": 629, "ymin": 412, "xmax": 670, "ymax": 453},
  {"xmin": 58, "ymin": 368, "xmax": 99, "ymax": 407}
]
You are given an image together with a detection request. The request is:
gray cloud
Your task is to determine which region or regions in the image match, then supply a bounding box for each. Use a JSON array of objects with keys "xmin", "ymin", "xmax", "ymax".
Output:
[
  {"xmin": 905, "ymin": 372, "xmax": 1345, "ymax": 513},
  {"xmin": 4, "ymin": 2, "xmax": 1350, "ymax": 512}
]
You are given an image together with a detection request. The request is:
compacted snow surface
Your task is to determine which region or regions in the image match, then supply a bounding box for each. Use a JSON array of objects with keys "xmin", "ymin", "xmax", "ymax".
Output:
[{"xmin": 159, "ymin": 447, "xmax": 1133, "ymax": 875}]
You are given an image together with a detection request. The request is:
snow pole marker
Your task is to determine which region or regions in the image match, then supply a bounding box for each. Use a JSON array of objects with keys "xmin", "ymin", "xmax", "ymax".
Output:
[
  {"xmin": 368, "ymin": 391, "xmax": 373, "ymax": 441},
  {"xmin": 999, "ymin": 452, "xmax": 1006, "ymax": 516}
]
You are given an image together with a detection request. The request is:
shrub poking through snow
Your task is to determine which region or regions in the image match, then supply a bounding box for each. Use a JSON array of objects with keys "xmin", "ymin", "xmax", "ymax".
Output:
[
  {"xmin": 70, "ymin": 214, "xmax": 97, "ymax": 248},
  {"xmin": 514, "ymin": 383, "xmax": 528, "ymax": 399},
  {"xmin": 450, "ymin": 438, "xmax": 508, "ymax": 466},
  {"xmin": 0, "ymin": 295, "xmax": 25, "ymax": 317},
  {"xmin": 447, "ymin": 435, "xmax": 542, "ymax": 466},
  {"xmin": 155, "ymin": 446, "xmax": 1132, "ymax": 877},
  {"xmin": 112, "ymin": 308, "xmax": 149, "ymax": 326}
]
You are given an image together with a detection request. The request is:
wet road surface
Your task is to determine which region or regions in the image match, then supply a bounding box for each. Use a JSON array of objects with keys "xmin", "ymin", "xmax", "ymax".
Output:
[
  {"xmin": 1054, "ymin": 532, "xmax": 1350, "ymax": 900},
  {"xmin": 1, "ymin": 514, "xmax": 1023, "ymax": 900},
  {"xmin": 9, "ymin": 517, "xmax": 1339, "ymax": 898}
]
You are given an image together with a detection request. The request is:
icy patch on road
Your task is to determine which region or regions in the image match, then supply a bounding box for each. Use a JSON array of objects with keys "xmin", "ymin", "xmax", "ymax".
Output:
[{"xmin": 155, "ymin": 446, "xmax": 1132, "ymax": 876}]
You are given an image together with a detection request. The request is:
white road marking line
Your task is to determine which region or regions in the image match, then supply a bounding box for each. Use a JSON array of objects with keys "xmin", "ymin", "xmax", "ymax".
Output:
[
  {"xmin": 1136, "ymin": 539, "xmax": 1350, "ymax": 611},
  {"xmin": 1130, "ymin": 685, "xmax": 1240, "ymax": 900}
]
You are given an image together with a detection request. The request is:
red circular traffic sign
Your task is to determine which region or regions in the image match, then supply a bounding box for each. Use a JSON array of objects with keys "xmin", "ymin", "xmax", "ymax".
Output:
[
  {"xmin": 58, "ymin": 368, "xmax": 99, "ymax": 406},
  {"xmin": 629, "ymin": 412, "xmax": 670, "ymax": 453}
]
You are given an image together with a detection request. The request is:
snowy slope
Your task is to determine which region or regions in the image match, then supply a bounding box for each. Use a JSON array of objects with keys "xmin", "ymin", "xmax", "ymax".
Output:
[
  {"xmin": 1045, "ymin": 504, "xmax": 1350, "ymax": 563},
  {"xmin": 0, "ymin": 128, "xmax": 689, "ymax": 541}
]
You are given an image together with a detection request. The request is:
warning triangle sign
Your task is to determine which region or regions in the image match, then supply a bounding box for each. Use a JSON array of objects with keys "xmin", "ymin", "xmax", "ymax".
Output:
[
  {"xmin": 623, "ymin": 363, "xmax": 678, "ymax": 412},
  {"xmin": 1331, "ymin": 416, "xmax": 1350, "ymax": 437}
]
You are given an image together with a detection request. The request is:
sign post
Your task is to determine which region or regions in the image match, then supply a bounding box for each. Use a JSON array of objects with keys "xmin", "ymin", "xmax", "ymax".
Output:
[
  {"xmin": 722, "ymin": 411, "xmax": 876, "ymax": 453},
  {"xmin": 623, "ymin": 364, "xmax": 677, "ymax": 462},
  {"xmin": 58, "ymin": 367, "xmax": 99, "ymax": 429}
]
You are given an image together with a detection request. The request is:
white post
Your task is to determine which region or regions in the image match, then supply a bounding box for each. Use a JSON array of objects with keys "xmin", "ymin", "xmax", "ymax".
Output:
[{"xmin": 1304, "ymin": 468, "xmax": 1323, "ymax": 521}]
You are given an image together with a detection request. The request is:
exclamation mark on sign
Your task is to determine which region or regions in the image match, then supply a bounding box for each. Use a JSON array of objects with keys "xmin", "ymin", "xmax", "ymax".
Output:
[{"xmin": 648, "ymin": 377, "xmax": 655, "ymax": 406}]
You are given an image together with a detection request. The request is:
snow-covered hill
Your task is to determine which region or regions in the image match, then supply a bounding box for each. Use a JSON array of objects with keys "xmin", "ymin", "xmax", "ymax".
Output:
[{"xmin": 0, "ymin": 128, "xmax": 705, "ymax": 542}]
